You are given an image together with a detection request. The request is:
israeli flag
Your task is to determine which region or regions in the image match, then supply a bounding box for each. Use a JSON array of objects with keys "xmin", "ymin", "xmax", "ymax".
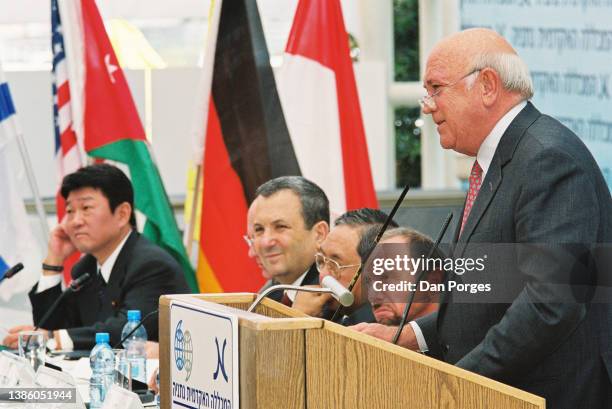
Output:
[{"xmin": 0, "ymin": 66, "xmax": 41, "ymax": 301}]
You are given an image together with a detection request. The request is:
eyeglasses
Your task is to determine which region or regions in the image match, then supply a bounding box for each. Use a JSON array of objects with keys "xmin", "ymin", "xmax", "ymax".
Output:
[
  {"xmin": 418, "ymin": 69, "xmax": 480, "ymax": 110},
  {"xmin": 315, "ymin": 252, "xmax": 361, "ymax": 278}
]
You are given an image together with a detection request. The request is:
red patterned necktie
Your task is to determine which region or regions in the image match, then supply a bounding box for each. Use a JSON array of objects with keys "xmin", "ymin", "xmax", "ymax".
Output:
[{"xmin": 460, "ymin": 160, "xmax": 483, "ymax": 236}]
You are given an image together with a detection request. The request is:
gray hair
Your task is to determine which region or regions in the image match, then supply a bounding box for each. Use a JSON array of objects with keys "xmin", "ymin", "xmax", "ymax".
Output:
[
  {"xmin": 254, "ymin": 176, "xmax": 330, "ymax": 229},
  {"xmin": 468, "ymin": 53, "xmax": 533, "ymax": 100}
]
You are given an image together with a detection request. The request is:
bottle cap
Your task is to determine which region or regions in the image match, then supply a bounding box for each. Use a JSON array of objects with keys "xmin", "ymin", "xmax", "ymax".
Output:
[
  {"xmin": 127, "ymin": 310, "xmax": 141, "ymax": 321},
  {"xmin": 95, "ymin": 332, "xmax": 110, "ymax": 344}
]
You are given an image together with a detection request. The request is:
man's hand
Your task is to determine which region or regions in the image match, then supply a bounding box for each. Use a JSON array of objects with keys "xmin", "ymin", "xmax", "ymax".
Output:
[
  {"xmin": 148, "ymin": 367, "xmax": 159, "ymax": 394},
  {"xmin": 350, "ymin": 322, "xmax": 419, "ymax": 350},
  {"xmin": 292, "ymin": 285, "xmax": 333, "ymax": 317},
  {"xmin": 44, "ymin": 224, "xmax": 77, "ymax": 272},
  {"xmin": 145, "ymin": 341, "xmax": 159, "ymax": 359},
  {"xmin": 2, "ymin": 325, "xmax": 46, "ymax": 349}
]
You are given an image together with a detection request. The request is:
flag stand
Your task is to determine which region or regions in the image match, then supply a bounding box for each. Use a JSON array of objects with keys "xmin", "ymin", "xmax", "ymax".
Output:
[{"xmin": 14, "ymin": 127, "xmax": 50, "ymax": 240}]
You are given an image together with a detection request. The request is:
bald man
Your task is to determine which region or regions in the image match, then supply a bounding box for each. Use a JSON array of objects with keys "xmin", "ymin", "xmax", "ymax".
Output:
[{"xmin": 354, "ymin": 28, "xmax": 612, "ymax": 408}]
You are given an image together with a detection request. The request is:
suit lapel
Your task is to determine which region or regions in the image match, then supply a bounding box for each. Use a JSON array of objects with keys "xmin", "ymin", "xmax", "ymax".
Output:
[{"xmin": 104, "ymin": 231, "xmax": 138, "ymax": 312}]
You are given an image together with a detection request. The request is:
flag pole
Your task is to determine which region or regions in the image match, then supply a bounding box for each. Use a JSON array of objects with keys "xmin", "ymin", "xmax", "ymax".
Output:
[
  {"xmin": 12, "ymin": 121, "xmax": 50, "ymax": 239},
  {"xmin": 183, "ymin": 163, "xmax": 202, "ymax": 259}
]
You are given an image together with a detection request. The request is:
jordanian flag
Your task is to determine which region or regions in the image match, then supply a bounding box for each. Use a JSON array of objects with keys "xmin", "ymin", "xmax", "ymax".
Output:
[{"xmin": 57, "ymin": 0, "xmax": 197, "ymax": 291}]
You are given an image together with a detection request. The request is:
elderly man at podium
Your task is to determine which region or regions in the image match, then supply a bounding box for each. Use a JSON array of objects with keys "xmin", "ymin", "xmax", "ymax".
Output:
[
  {"xmin": 353, "ymin": 28, "xmax": 612, "ymax": 409},
  {"xmin": 248, "ymin": 176, "xmax": 330, "ymax": 306}
]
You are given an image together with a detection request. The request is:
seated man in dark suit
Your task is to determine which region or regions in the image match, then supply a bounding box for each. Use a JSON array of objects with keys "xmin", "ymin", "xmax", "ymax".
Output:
[
  {"xmin": 3, "ymin": 164, "xmax": 190, "ymax": 350},
  {"xmin": 248, "ymin": 176, "xmax": 330, "ymax": 305},
  {"xmin": 293, "ymin": 208, "xmax": 397, "ymax": 324}
]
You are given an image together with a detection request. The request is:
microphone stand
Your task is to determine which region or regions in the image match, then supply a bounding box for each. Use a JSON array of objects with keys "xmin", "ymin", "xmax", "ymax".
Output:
[
  {"xmin": 247, "ymin": 284, "xmax": 353, "ymax": 313},
  {"xmin": 330, "ymin": 184, "xmax": 411, "ymax": 322},
  {"xmin": 391, "ymin": 212, "xmax": 453, "ymax": 345},
  {"xmin": 113, "ymin": 309, "xmax": 158, "ymax": 349},
  {"xmin": 25, "ymin": 273, "xmax": 91, "ymax": 351}
]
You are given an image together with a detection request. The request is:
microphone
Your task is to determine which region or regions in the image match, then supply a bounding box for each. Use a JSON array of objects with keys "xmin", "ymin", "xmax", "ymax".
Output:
[
  {"xmin": 391, "ymin": 212, "xmax": 453, "ymax": 345},
  {"xmin": 0, "ymin": 262, "xmax": 24, "ymax": 283},
  {"xmin": 68, "ymin": 273, "xmax": 91, "ymax": 292},
  {"xmin": 330, "ymin": 184, "xmax": 410, "ymax": 322},
  {"xmin": 113, "ymin": 309, "xmax": 158, "ymax": 349},
  {"xmin": 247, "ymin": 280, "xmax": 355, "ymax": 313},
  {"xmin": 321, "ymin": 276, "xmax": 354, "ymax": 307},
  {"xmin": 34, "ymin": 273, "xmax": 92, "ymax": 334}
]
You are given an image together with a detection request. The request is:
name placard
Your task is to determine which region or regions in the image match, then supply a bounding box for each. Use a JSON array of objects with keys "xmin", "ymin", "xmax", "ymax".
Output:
[{"xmin": 169, "ymin": 300, "xmax": 239, "ymax": 409}]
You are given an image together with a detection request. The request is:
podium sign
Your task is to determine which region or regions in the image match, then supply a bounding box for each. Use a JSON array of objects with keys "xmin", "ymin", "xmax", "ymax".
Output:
[{"xmin": 169, "ymin": 300, "xmax": 239, "ymax": 409}]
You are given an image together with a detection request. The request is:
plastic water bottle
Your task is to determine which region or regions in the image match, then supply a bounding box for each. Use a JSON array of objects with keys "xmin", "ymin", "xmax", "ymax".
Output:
[
  {"xmin": 89, "ymin": 332, "xmax": 115, "ymax": 409},
  {"xmin": 121, "ymin": 310, "xmax": 148, "ymax": 384}
]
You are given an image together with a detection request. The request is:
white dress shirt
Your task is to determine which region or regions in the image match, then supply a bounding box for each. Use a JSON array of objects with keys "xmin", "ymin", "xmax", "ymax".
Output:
[{"xmin": 285, "ymin": 269, "xmax": 309, "ymax": 302}]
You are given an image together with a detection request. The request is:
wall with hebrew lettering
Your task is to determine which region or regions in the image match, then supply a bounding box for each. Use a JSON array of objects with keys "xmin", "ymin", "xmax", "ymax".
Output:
[{"xmin": 461, "ymin": 0, "xmax": 612, "ymax": 189}]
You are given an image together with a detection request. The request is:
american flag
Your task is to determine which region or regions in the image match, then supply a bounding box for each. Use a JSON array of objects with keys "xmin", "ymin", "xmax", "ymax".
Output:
[{"xmin": 51, "ymin": 0, "xmax": 83, "ymax": 279}]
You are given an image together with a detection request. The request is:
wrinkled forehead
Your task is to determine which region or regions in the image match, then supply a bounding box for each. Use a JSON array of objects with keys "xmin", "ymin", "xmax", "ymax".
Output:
[{"xmin": 424, "ymin": 48, "xmax": 470, "ymax": 85}]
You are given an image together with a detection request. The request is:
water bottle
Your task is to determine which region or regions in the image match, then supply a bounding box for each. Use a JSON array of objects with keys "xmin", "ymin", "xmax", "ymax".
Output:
[
  {"xmin": 89, "ymin": 332, "xmax": 115, "ymax": 409},
  {"xmin": 121, "ymin": 310, "xmax": 148, "ymax": 383}
]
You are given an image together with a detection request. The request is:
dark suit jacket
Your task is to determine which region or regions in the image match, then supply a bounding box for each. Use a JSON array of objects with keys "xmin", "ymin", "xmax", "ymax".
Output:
[
  {"xmin": 29, "ymin": 231, "xmax": 190, "ymax": 350},
  {"xmin": 259, "ymin": 263, "xmax": 319, "ymax": 303},
  {"xmin": 416, "ymin": 102, "xmax": 612, "ymax": 408}
]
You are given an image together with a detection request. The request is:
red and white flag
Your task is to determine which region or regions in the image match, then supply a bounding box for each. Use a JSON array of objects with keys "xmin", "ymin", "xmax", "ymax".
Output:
[{"xmin": 277, "ymin": 0, "xmax": 378, "ymax": 215}]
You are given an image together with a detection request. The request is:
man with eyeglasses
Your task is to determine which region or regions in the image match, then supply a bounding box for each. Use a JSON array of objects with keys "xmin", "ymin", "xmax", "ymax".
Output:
[
  {"xmin": 292, "ymin": 208, "xmax": 397, "ymax": 324},
  {"xmin": 354, "ymin": 28, "xmax": 612, "ymax": 408},
  {"xmin": 248, "ymin": 176, "xmax": 330, "ymax": 305}
]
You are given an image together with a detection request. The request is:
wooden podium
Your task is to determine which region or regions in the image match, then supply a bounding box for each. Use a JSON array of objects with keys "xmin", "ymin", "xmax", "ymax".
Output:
[{"xmin": 159, "ymin": 294, "xmax": 545, "ymax": 409}]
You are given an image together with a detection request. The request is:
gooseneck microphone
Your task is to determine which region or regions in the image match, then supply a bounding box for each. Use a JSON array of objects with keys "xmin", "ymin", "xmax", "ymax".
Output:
[
  {"xmin": 247, "ymin": 276, "xmax": 355, "ymax": 313},
  {"xmin": 330, "ymin": 184, "xmax": 410, "ymax": 323},
  {"xmin": 34, "ymin": 273, "xmax": 92, "ymax": 334},
  {"xmin": 391, "ymin": 212, "xmax": 453, "ymax": 345},
  {"xmin": 113, "ymin": 309, "xmax": 158, "ymax": 349},
  {"xmin": 0, "ymin": 262, "xmax": 24, "ymax": 283}
]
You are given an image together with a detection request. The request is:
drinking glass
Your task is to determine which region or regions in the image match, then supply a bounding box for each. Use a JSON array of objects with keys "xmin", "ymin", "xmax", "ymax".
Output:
[
  {"xmin": 18, "ymin": 330, "xmax": 46, "ymax": 372},
  {"xmin": 113, "ymin": 349, "xmax": 132, "ymax": 390}
]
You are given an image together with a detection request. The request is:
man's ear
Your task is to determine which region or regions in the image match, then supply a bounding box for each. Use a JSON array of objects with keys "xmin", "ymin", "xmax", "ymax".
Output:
[
  {"xmin": 115, "ymin": 202, "xmax": 132, "ymax": 227},
  {"xmin": 479, "ymin": 67, "xmax": 501, "ymax": 107},
  {"xmin": 312, "ymin": 221, "xmax": 330, "ymax": 245}
]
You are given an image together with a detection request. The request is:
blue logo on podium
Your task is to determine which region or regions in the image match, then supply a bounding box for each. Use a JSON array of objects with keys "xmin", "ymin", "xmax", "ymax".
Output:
[{"xmin": 174, "ymin": 320, "xmax": 193, "ymax": 381}]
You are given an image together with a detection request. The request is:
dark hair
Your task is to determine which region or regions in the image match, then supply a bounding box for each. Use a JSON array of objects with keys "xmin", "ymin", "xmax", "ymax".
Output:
[
  {"xmin": 254, "ymin": 176, "xmax": 329, "ymax": 229},
  {"xmin": 334, "ymin": 208, "xmax": 398, "ymax": 262},
  {"xmin": 334, "ymin": 208, "xmax": 395, "ymax": 228},
  {"xmin": 61, "ymin": 164, "xmax": 136, "ymax": 228}
]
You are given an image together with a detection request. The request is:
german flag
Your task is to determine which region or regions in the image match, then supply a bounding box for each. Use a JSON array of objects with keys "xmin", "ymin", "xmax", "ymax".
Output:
[{"xmin": 195, "ymin": 0, "xmax": 301, "ymax": 292}]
